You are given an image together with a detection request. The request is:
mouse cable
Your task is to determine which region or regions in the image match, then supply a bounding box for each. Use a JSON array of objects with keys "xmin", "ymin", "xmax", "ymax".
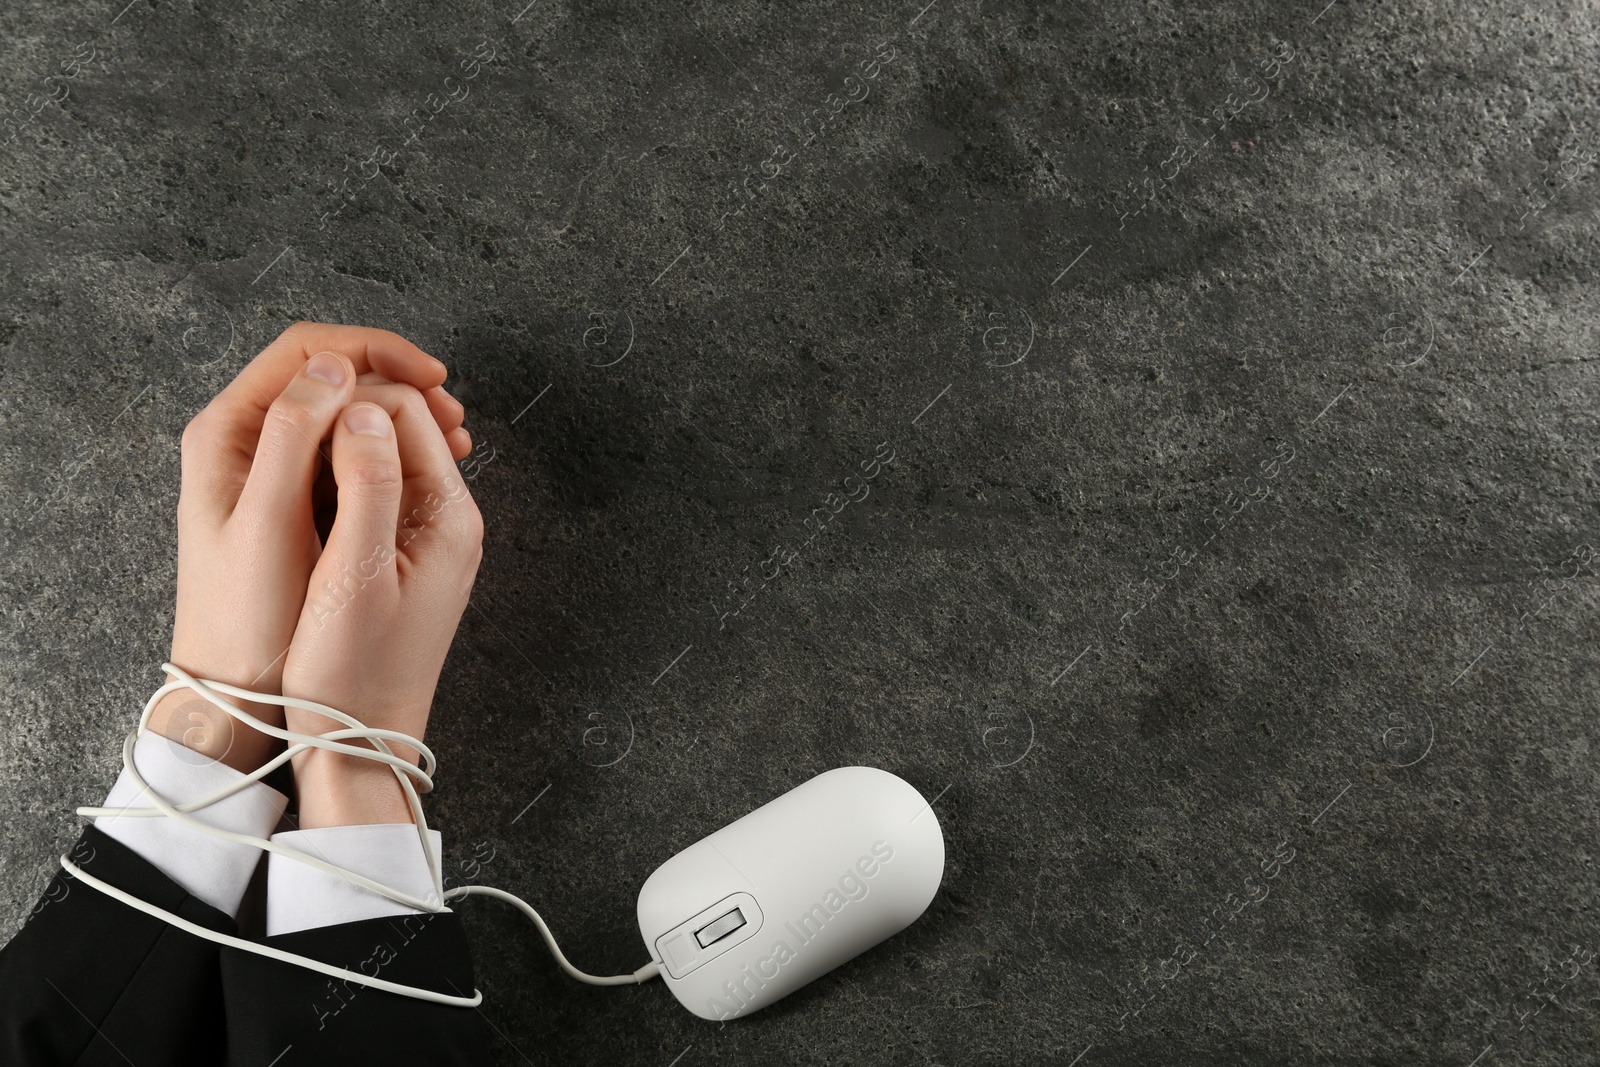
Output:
[{"xmin": 63, "ymin": 662, "xmax": 660, "ymax": 1007}]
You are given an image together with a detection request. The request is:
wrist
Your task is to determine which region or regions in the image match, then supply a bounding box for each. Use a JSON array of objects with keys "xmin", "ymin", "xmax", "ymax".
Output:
[
  {"xmin": 147, "ymin": 689, "xmax": 283, "ymax": 775},
  {"xmin": 291, "ymin": 749, "xmax": 416, "ymax": 828}
]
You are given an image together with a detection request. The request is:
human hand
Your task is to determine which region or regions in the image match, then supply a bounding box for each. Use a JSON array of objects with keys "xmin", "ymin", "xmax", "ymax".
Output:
[
  {"xmin": 279, "ymin": 387, "xmax": 485, "ymax": 827},
  {"xmin": 150, "ymin": 322, "xmax": 471, "ymax": 774}
]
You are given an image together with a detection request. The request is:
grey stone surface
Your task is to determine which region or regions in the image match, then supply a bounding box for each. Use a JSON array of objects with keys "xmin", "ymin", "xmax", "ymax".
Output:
[{"xmin": 3, "ymin": 0, "xmax": 1599, "ymax": 1063}]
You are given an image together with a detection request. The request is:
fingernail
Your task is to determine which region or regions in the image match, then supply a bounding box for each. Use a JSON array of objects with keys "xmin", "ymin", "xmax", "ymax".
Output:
[
  {"xmin": 344, "ymin": 404, "xmax": 390, "ymax": 437},
  {"xmin": 307, "ymin": 351, "xmax": 347, "ymax": 385}
]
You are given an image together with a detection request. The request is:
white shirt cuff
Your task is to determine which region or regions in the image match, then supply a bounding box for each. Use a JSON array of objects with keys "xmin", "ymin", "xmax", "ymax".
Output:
[
  {"xmin": 93, "ymin": 730, "xmax": 289, "ymax": 918},
  {"xmin": 266, "ymin": 825, "xmax": 443, "ymax": 936}
]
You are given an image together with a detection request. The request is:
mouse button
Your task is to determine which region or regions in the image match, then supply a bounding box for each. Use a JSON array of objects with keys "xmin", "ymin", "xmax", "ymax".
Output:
[
  {"xmin": 715, "ymin": 790, "xmax": 850, "ymax": 859},
  {"xmin": 637, "ymin": 840, "xmax": 744, "ymax": 936}
]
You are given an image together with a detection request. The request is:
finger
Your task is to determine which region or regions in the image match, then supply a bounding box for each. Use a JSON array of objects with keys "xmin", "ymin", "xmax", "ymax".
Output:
[
  {"xmin": 232, "ymin": 351, "xmax": 356, "ymax": 521},
  {"xmin": 333, "ymin": 384, "xmax": 460, "ymax": 487},
  {"xmin": 340, "ymin": 387, "xmax": 482, "ymax": 573},
  {"xmin": 353, "ymin": 371, "xmax": 465, "ymax": 438},
  {"xmin": 220, "ymin": 321, "xmax": 443, "ymax": 415},
  {"xmin": 444, "ymin": 426, "xmax": 473, "ymax": 461},
  {"xmin": 184, "ymin": 324, "xmax": 444, "ymax": 517},
  {"xmin": 313, "ymin": 403, "xmax": 405, "ymax": 608},
  {"xmin": 332, "ymin": 381, "xmax": 470, "ymax": 459},
  {"xmin": 422, "ymin": 386, "xmax": 466, "ymax": 435},
  {"xmin": 202, "ymin": 321, "xmax": 444, "ymax": 453}
]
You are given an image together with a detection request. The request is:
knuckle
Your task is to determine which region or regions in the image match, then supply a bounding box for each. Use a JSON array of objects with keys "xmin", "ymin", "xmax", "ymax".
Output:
[
  {"xmin": 396, "ymin": 388, "xmax": 429, "ymax": 418},
  {"xmin": 422, "ymin": 494, "xmax": 482, "ymax": 552},
  {"xmin": 345, "ymin": 460, "xmax": 402, "ymax": 490},
  {"xmin": 457, "ymin": 500, "xmax": 485, "ymax": 545},
  {"xmin": 274, "ymin": 321, "xmax": 312, "ymax": 350},
  {"xmin": 265, "ymin": 398, "xmax": 319, "ymax": 438},
  {"xmin": 437, "ymin": 496, "xmax": 480, "ymax": 540},
  {"xmin": 175, "ymin": 487, "xmax": 207, "ymax": 521},
  {"xmin": 179, "ymin": 413, "xmax": 209, "ymax": 453}
]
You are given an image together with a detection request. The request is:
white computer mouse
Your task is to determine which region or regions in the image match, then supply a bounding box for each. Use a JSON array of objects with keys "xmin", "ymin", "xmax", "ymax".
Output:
[{"xmin": 636, "ymin": 766, "xmax": 944, "ymax": 1021}]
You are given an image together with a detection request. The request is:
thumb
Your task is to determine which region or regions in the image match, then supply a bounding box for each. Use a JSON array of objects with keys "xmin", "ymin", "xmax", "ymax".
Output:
[{"xmin": 304, "ymin": 403, "xmax": 403, "ymax": 630}]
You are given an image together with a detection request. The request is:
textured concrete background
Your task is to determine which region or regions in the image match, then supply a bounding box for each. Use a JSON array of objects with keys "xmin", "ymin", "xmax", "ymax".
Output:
[{"xmin": 3, "ymin": 0, "xmax": 1598, "ymax": 1063}]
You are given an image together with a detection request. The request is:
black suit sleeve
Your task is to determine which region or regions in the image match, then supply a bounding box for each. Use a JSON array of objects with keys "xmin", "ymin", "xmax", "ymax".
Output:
[
  {"xmin": 0, "ymin": 825, "xmax": 232, "ymax": 1067},
  {"xmin": 0, "ymin": 825, "xmax": 492, "ymax": 1067},
  {"xmin": 220, "ymin": 910, "xmax": 491, "ymax": 1066}
]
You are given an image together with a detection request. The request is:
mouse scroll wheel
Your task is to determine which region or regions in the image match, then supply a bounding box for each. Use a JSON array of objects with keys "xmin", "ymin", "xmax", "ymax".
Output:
[{"xmin": 694, "ymin": 906, "xmax": 747, "ymax": 948}]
